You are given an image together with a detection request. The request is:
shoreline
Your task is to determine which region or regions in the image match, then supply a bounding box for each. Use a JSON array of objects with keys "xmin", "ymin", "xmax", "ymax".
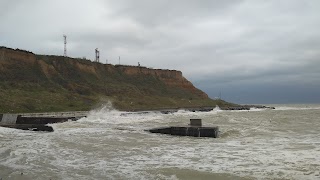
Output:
[
  {"xmin": 120, "ymin": 104, "xmax": 275, "ymax": 112},
  {"xmin": 0, "ymin": 104, "xmax": 275, "ymax": 116},
  {"xmin": 0, "ymin": 105, "xmax": 274, "ymax": 132}
]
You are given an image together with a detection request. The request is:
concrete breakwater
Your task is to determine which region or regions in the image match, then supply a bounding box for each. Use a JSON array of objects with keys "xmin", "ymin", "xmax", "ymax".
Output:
[
  {"xmin": 0, "ymin": 105, "xmax": 274, "ymax": 132},
  {"xmin": 0, "ymin": 111, "xmax": 88, "ymax": 132},
  {"xmin": 148, "ymin": 126, "xmax": 220, "ymax": 138},
  {"xmin": 147, "ymin": 119, "xmax": 220, "ymax": 138}
]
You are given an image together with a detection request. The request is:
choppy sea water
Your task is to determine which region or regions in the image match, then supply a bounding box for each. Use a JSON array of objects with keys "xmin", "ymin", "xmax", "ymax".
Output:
[{"xmin": 1, "ymin": 104, "xmax": 320, "ymax": 180}]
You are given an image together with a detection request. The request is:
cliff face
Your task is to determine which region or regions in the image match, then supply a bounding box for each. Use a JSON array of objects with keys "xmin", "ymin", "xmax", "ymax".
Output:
[
  {"xmin": 0, "ymin": 47, "xmax": 35, "ymax": 63},
  {"xmin": 115, "ymin": 65, "xmax": 208, "ymax": 98},
  {"xmin": 0, "ymin": 47, "xmax": 35, "ymax": 73},
  {"xmin": 0, "ymin": 46, "xmax": 215, "ymax": 113}
]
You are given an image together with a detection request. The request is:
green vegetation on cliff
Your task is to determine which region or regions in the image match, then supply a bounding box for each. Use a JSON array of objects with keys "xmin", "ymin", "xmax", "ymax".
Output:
[{"xmin": 0, "ymin": 47, "xmax": 235, "ymax": 113}]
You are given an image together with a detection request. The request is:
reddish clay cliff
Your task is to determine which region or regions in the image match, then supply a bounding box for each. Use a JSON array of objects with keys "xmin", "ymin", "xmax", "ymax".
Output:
[{"xmin": 115, "ymin": 65, "xmax": 209, "ymax": 98}]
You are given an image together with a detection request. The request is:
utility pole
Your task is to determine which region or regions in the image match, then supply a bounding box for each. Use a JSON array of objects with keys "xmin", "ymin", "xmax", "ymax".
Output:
[
  {"xmin": 118, "ymin": 56, "xmax": 120, "ymax": 65},
  {"xmin": 63, "ymin": 34, "xmax": 67, "ymax": 57}
]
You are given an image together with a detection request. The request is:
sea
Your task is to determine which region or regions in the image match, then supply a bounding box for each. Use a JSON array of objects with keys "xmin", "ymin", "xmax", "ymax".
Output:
[{"xmin": 1, "ymin": 103, "xmax": 320, "ymax": 180}]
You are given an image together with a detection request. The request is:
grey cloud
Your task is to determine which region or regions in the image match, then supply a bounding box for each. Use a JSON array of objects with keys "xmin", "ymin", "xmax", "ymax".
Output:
[
  {"xmin": 1, "ymin": 0, "xmax": 320, "ymax": 103},
  {"xmin": 105, "ymin": 0, "xmax": 243, "ymax": 27},
  {"xmin": 0, "ymin": 0, "xmax": 24, "ymax": 17}
]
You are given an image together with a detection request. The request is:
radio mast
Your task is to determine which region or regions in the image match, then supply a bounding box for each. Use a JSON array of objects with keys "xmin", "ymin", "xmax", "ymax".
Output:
[
  {"xmin": 95, "ymin": 48, "xmax": 100, "ymax": 62},
  {"xmin": 63, "ymin": 35, "xmax": 67, "ymax": 57}
]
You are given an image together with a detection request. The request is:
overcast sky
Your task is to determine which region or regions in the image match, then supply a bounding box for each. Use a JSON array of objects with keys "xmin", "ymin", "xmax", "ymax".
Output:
[{"xmin": 1, "ymin": 0, "xmax": 320, "ymax": 104}]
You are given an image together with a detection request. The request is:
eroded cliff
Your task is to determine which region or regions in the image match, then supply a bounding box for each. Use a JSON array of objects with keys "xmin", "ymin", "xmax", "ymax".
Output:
[
  {"xmin": 0, "ymin": 46, "xmax": 228, "ymax": 113},
  {"xmin": 115, "ymin": 65, "xmax": 208, "ymax": 99}
]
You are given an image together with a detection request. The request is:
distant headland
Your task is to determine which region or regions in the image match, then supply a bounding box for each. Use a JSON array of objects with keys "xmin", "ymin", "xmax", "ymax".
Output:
[{"xmin": 0, "ymin": 46, "xmax": 243, "ymax": 113}]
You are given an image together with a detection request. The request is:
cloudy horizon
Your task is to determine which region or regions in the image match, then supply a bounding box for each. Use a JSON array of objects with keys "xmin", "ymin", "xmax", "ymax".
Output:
[{"xmin": 1, "ymin": 0, "xmax": 320, "ymax": 104}]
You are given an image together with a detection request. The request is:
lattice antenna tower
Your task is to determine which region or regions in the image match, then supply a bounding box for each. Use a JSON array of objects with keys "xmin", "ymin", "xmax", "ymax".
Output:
[
  {"xmin": 95, "ymin": 48, "xmax": 100, "ymax": 62},
  {"xmin": 63, "ymin": 35, "xmax": 67, "ymax": 57}
]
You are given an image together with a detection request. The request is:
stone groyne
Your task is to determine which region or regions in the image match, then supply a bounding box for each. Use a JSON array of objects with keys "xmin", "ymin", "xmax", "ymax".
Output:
[{"xmin": 0, "ymin": 111, "xmax": 88, "ymax": 132}]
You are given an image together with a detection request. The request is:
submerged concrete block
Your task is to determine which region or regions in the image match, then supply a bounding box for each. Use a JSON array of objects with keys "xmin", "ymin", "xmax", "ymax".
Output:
[
  {"xmin": 16, "ymin": 116, "xmax": 70, "ymax": 124},
  {"xmin": 149, "ymin": 127, "xmax": 172, "ymax": 134},
  {"xmin": 190, "ymin": 119, "xmax": 202, "ymax": 127},
  {"xmin": 148, "ymin": 126, "xmax": 219, "ymax": 138},
  {"xmin": 185, "ymin": 127, "xmax": 201, "ymax": 137},
  {"xmin": 199, "ymin": 127, "xmax": 219, "ymax": 138}
]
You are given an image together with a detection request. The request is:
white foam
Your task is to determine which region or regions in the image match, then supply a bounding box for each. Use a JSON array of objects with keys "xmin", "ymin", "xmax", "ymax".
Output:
[
  {"xmin": 249, "ymin": 107, "xmax": 266, "ymax": 111},
  {"xmin": 1, "ymin": 104, "xmax": 320, "ymax": 179},
  {"xmin": 275, "ymin": 105, "xmax": 320, "ymax": 111},
  {"xmin": 169, "ymin": 108, "xmax": 220, "ymax": 119},
  {"xmin": 213, "ymin": 105, "xmax": 221, "ymax": 111}
]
